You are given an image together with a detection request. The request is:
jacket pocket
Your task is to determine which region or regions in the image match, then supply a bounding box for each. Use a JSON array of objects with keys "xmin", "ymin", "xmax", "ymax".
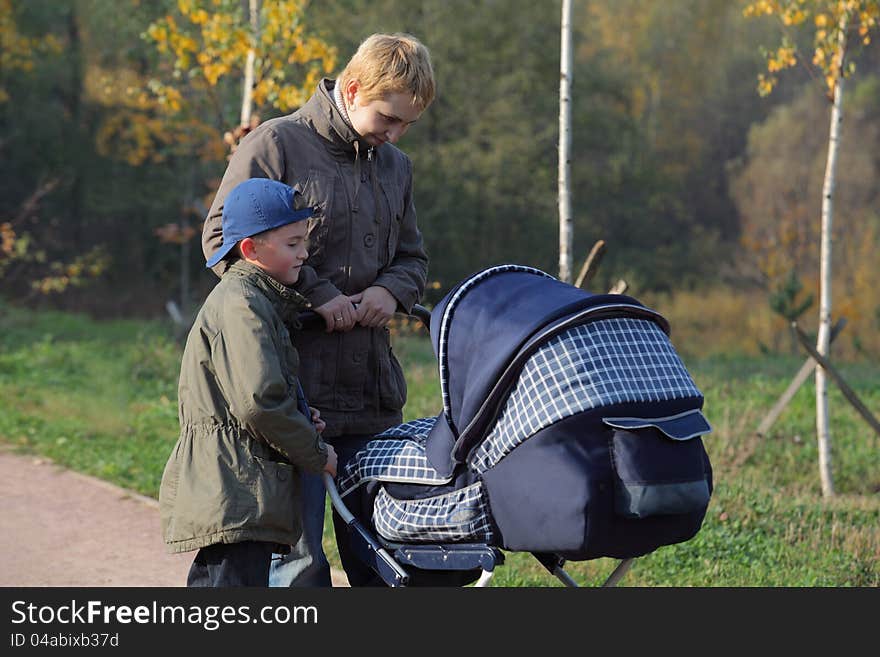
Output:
[
  {"xmin": 335, "ymin": 331, "xmax": 368, "ymax": 412},
  {"xmin": 378, "ymin": 328, "xmax": 407, "ymax": 411},
  {"xmin": 292, "ymin": 330, "xmax": 335, "ymax": 411},
  {"xmin": 249, "ymin": 452, "xmax": 299, "ymax": 536},
  {"xmin": 295, "ymin": 329, "xmax": 368, "ymax": 413},
  {"xmin": 379, "ymin": 180, "xmax": 403, "ymax": 266},
  {"xmin": 604, "ymin": 410, "xmax": 711, "ymax": 519},
  {"xmin": 294, "ymin": 169, "xmax": 334, "ymax": 268}
]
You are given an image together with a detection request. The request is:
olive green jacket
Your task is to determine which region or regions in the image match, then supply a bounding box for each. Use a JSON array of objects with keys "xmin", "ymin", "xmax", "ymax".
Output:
[
  {"xmin": 159, "ymin": 261, "xmax": 329, "ymax": 554},
  {"xmin": 202, "ymin": 79, "xmax": 428, "ymax": 437}
]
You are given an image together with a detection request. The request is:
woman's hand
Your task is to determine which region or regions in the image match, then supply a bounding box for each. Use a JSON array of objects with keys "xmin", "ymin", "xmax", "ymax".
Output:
[
  {"xmin": 314, "ymin": 294, "xmax": 358, "ymax": 332},
  {"xmin": 352, "ymin": 286, "xmax": 397, "ymax": 328}
]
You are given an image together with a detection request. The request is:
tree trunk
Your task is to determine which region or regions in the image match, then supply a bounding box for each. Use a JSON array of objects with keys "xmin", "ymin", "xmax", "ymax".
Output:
[
  {"xmin": 558, "ymin": 0, "xmax": 573, "ymax": 283},
  {"xmin": 815, "ymin": 13, "xmax": 848, "ymax": 499},
  {"xmin": 240, "ymin": 0, "xmax": 260, "ymax": 128},
  {"xmin": 66, "ymin": 6, "xmax": 85, "ymax": 251}
]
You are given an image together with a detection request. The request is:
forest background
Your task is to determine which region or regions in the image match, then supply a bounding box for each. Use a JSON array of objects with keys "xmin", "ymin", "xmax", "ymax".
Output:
[
  {"xmin": 2, "ymin": 0, "xmax": 879, "ymax": 586},
  {"xmin": 2, "ymin": 0, "xmax": 880, "ymax": 358}
]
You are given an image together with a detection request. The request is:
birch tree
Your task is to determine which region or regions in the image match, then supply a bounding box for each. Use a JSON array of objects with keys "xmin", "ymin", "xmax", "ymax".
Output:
[
  {"xmin": 744, "ymin": 0, "xmax": 879, "ymax": 497},
  {"xmin": 240, "ymin": 0, "xmax": 259, "ymax": 130},
  {"xmin": 558, "ymin": 0, "xmax": 573, "ymax": 283}
]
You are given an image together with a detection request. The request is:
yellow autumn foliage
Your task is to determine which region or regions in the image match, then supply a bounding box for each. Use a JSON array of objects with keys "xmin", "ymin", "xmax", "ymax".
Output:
[
  {"xmin": 0, "ymin": 0, "xmax": 62, "ymax": 103},
  {"xmin": 30, "ymin": 247, "xmax": 110, "ymax": 295},
  {"xmin": 86, "ymin": 2, "xmax": 335, "ymax": 168},
  {"xmin": 744, "ymin": 0, "xmax": 880, "ymax": 97},
  {"xmin": 143, "ymin": 0, "xmax": 336, "ymax": 161}
]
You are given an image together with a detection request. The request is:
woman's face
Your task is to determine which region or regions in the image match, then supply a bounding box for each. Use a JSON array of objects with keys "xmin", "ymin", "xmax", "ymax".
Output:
[{"xmin": 346, "ymin": 83, "xmax": 423, "ymax": 147}]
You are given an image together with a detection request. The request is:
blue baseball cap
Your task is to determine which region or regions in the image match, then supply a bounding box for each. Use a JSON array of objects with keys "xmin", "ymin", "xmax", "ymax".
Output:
[{"xmin": 206, "ymin": 178, "xmax": 314, "ymax": 268}]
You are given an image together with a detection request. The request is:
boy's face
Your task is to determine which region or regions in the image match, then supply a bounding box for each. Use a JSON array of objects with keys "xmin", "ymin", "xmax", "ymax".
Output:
[
  {"xmin": 248, "ymin": 221, "xmax": 309, "ymax": 286},
  {"xmin": 348, "ymin": 85, "xmax": 422, "ymax": 147}
]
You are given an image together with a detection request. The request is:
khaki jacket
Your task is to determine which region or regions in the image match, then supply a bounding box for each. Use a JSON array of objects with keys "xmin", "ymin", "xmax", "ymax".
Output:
[
  {"xmin": 203, "ymin": 79, "xmax": 428, "ymax": 437},
  {"xmin": 159, "ymin": 261, "xmax": 328, "ymax": 553}
]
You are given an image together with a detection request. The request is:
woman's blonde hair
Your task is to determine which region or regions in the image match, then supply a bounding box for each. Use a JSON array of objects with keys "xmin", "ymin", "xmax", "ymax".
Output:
[{"xmin": 338, "ymin": 33, "xmax": 435, "ymax": 112}]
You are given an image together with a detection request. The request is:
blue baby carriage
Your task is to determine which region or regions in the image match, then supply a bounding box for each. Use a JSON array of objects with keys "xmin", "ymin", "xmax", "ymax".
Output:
[{"xmin": 323, "ymin": 264, "xmax": 713, "ymax": 586}]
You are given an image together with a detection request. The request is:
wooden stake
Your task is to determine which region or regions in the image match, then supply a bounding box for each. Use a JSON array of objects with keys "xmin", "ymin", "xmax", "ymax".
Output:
[
  {"xmin": 608, "ymin": 279, "xmax": 628, "ymax": 295},
  {"xmin": 574, "ymin": 240, "xmax": 606, "ymax": 290},
  {"xmin": 755, "ymin": 318, "xmax": 846, "ymax": 437},
  {"xmin": 792, "ymin": 321, "xmax": 880, "ymax": 437}
]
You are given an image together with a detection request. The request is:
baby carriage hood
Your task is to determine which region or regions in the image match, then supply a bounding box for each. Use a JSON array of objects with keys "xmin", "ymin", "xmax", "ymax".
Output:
[{"xmin": 424, "ymin": 265, "xmax": 662, "ymax": 477}]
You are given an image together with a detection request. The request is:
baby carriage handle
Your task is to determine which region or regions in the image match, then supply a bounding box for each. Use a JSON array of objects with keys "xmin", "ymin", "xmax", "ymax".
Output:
[
  {"xmin": 298, "ymin": 303, "xmax": 431, "ymax": 331},
  {"xmin": 409, "ymin": 303, "xmax": 431, "ymax": 329},
  {"xmin": 322, "ymin": 473, "xmax": 411, "ymax": 586},
  {"xmin": 322, "ymin": 473, "xmax": 355, "ymax": 524}
]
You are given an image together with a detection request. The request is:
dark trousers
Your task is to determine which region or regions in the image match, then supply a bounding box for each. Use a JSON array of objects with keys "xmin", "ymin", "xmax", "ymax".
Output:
[
  {"xmin": 186, "ymin": 541, "xmax": 276, "ymax": 587},
  {"xmin": 328, "ymin": 434, "xmax": 386, "ymax": 587}
]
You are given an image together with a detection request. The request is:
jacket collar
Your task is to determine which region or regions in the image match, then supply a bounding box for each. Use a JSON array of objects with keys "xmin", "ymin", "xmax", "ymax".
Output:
[
  {"xmin": 227, "ymin": 260, "xmax": 311, "ymax": 322},
  {"xmin": 299, "ymin": 79, "xmax": 372, "ymax": 156}
]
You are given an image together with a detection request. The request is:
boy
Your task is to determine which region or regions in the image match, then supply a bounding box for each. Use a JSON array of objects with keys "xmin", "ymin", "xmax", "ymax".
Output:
[
  {"xmin": 201, "ymin": 33, "xmax": 435, "ymax": 586},
  {"xmin": 159, "ymin": 177, "xmax": 338, "ymax": 587}
]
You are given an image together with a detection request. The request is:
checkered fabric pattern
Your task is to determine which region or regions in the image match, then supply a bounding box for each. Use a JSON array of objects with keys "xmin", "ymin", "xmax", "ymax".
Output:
[
  {"xmin": 470, "ymin": 317, "xmax": 701, "ymax": 473},
  {"xmin": 373, "ymin": 417, "xmax": 437, "ymax": 444},
  {"xmin": 336, "ymin": 435, "xmax": 450, "ymax": 498},
  {"xmin": 437, "ymin": 265, "xmax": 554, "ymax": 426},
  {"xmin": 373, "ymin": 482, "xmax": 495, "ymax": 543},
  {"xmin": 336, "ymin": 423, "xmax": 496, "ymax": 543}
]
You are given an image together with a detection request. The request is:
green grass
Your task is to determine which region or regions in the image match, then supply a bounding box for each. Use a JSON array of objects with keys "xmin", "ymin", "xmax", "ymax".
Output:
[{"xmin": 1, "ymin": 299, "xmax": 877, "ymax": 586}]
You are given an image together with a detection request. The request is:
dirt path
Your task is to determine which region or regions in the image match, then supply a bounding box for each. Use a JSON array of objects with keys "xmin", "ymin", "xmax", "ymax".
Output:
[{"xmin": 0, "ymin": 448, "xmax": 347, "ymax": 587}]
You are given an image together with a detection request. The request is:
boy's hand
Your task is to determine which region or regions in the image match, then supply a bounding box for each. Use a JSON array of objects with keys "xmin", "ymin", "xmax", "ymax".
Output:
[
  {"xmin": 315, "ymin": 294, "xmax": 358, "ymax": 332},
  {"xmin": 352, "ymin": 286, "xmax": 397, "ymax": 328},
  {"xmin": 309, "ymin": 406, "xmax": 326, "ymax": 434},
  {"xmin": 323, "ymin": 444, "xmax": 338, "ymax": 478}
]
